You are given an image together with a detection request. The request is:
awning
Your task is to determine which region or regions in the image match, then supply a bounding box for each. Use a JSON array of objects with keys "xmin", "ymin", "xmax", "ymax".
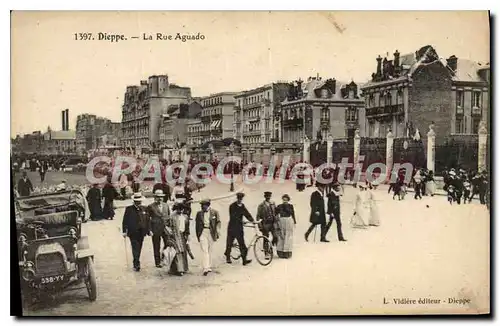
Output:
[{"xmin": 211, "ymin": 120, "xmax": 221, "ymax": 129}]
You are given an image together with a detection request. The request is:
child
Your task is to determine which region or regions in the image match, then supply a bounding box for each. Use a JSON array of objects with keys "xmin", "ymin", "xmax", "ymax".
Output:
[
  {"xmin": 463, "ymin": 180, "xmax": 472, "ymax": 203},
  {"xmin": 447, "ymin": 185, "xmax": 455, "ymax": 205}
]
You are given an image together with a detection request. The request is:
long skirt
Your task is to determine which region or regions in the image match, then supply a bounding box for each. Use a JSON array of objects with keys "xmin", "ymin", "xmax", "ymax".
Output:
[
  {"xmin": 425, "ymin": 181, "xmax": 436, "ymax": 196},
  {"xmin": 368, "ymin": 201, "xmax": 380, "ymax": 226},
  {"xmin": 276, "ymin": 217, "xmax": 294, "ymax": 258},
  {"xmin": 351, "ymin": 205, "xmax": 370, "ymax": 228},
  {"xmin": 102, "ymin": 200, "xmax": 115, "ymax": 219},
  {"xmin": 166, "ymin": 235, "xmax": 188, "ymax": 275}
]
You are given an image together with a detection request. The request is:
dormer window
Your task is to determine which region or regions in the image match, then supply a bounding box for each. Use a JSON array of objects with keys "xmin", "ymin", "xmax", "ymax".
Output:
[{"xmin": 321, "ymin": 88, "xmax": 329, "ymax": 99}]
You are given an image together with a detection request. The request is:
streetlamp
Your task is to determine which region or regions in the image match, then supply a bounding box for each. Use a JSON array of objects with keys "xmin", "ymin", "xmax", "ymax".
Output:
[{"xmin": 228, "ymin": 142, "xmax": 235, "ymax": 191}]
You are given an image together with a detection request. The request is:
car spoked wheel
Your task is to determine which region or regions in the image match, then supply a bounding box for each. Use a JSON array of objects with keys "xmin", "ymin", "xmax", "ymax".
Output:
[
  {"xmin": 84, "ymin": 257, "xmax": 97, "ymax": 301},
  {"xmin": 230, "ymin": 242, "xmax": 241, "ymax": 260},
  {"xmin": 253, "ymin": 236, "xmax": 273, "ymax": 266}
]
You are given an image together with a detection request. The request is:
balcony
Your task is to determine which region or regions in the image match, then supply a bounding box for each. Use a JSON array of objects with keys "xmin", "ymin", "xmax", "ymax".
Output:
[
  {"xmin": 320, "ymin": 118, "xmax": 329, "ymax": 128},
  {"xmin": 365, "ymin": 104, "xmax": 404, "ymax": 117},
  {"xmin": 282, "ymin": 117, "xmax": 304, "ymax": 128},
  {"xmin": 456, "ymin": 106, "xmax": 464, "ymax": 115},
  {"xmin": 247, "ymin": 116, "xmax": 260, "ymax": 122},
  {"xmin": 472, "ymin": 106, "xmax": 482, "ymax": 116}
]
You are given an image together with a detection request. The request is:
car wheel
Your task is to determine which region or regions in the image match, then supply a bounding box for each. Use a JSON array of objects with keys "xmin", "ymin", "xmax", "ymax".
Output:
[{"xmin": 85, "ymin": 257, "xmax": 97, "ymax": 301}]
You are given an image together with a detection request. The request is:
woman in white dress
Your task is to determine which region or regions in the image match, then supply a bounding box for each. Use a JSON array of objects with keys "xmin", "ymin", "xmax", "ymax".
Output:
[
  {"xmin": 425, "ymin": 170, "xmax": 436, "ymax": 196},
  {"xmin": 351, "ymin": 184, "xmax": 370, "ymax": 228},
  {"xmin": 367, "ymin": 183, "xmax": 380, "ymax": 226}
]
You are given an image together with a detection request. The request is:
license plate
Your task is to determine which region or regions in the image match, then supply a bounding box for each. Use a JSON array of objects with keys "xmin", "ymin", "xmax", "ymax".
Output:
[{"xmin": 40, "ymin": 275, "xmax": 64, "ymax": 284}]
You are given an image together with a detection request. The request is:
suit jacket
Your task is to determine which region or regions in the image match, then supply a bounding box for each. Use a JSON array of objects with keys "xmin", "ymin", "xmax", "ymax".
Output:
[
  {"xmin": 17, "ymin": 178, "xmax": 33, "ymax": 197},
  {"xmin": 195, "ymin": 208, "xmax": 221, "ymax": 241},
  {"xmin": 122, "ymin": 204, "xmax": 150, "ymax": 237},
  {"xmin": 256, "ymin": 201, "xmax": 276, "ymax": 224},
  {"xmin": 228, "ymin": 202, "xmax": 254, "ymax": 231},
  {"xmin": 147, "ymin": 202, "xmax": 170, "ymax": 235},
  {"xmin": 310, "ymin": 190, "xmax": 328, "ymax": 225}
]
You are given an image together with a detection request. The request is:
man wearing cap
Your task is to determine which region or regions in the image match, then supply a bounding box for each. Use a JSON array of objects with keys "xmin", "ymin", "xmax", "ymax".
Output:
[
  {"xmin": 256, "ymin": 191, "xmax": 277, "ymax": 258},
  {"xmin": 122, "ymin": 193, "xmax": 151, "ymax": 271},
  {"xmin": 224, "ymin": 192, "xmax": 254, "ymax": 265},
  {"xmin": 195, "ymin": 199, "xmax": 221, "ymax": 275},
  {"xmin": 147, "ymin": 189, "xmax": 170, "ymax": 268},
  {"xmin": 17, "ymin": 171, "xmax": 33, "ymax": 197}
]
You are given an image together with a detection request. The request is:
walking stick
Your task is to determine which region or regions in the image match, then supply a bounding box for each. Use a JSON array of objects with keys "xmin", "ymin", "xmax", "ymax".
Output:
[{"xmin": 119, "ymin": 227, "xmax": 130, "ymax": 268}]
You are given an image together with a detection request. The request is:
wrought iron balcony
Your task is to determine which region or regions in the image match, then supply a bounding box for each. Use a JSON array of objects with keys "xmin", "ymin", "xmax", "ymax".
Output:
[
  {"xmin": 365, "ymin": 104, "xmax": 404, "ymax": 117},
  {"xmin": 472, "ymin": 107, "xmax": 482, "ymax": 116}
]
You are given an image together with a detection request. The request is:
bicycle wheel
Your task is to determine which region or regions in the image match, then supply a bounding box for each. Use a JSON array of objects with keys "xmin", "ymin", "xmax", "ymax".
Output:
[
  {"xmin": 253, "ymin": 236, "xmax": 273, "ymax": 266},
  {"xmin": 230, "ymin": 241, "xmax": 241, "ymax": 260}
]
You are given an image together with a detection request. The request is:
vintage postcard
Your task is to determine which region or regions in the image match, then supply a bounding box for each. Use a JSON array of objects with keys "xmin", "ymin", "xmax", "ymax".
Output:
[{"xmin": 11, "ymin": 11, "xmax": 490, "ymax": 316}]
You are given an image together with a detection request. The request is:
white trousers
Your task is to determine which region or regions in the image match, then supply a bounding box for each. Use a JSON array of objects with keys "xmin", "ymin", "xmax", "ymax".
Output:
[{"xmin": 199, "ymin": 230, "xmax": 214, "ymax": 272}]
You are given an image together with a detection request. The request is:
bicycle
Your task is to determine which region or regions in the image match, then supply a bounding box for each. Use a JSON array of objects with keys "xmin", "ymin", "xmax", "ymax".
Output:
[{"xmin": 230, "ymin": 220, "xmax": 274, "ymax": 266}]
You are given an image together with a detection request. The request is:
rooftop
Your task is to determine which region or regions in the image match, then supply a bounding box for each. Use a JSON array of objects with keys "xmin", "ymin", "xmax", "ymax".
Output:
[{"xmin": 44, "ymin": 130, "xmax": 76, "ymax": 140}]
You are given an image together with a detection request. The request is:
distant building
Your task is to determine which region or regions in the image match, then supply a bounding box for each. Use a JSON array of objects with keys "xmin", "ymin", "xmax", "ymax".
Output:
[
  {"xmin": 278, "ymin": 76, "xmax": 364, "ymax": 143},
  {"xmin": 41, "ymin": 127, "xmax": 77, "ymax": 155},
  {"xmin": 186, "ymin": 92, "xmax": 237, "ymax": 146},
  {"xmin": 12, "ymin": 131, "xmax": 43, "ymax": 155},
  {"xmin": 158, "ymin": 101, "xmax": 202, "ymax": 149},
  {"xmin": 76, "ymin": 114, "xmax": 121, "ymax": 154},
  {"xmin": 120, "ymin": 75, "xmax": 192, "ymax": 152},
  {"xmin": 233, "ymin": 83, "xmax": 289, "ymax": 144},
  {"xmin": 360, "ymin": 45, "xmax": 490, "ymax": 140}
]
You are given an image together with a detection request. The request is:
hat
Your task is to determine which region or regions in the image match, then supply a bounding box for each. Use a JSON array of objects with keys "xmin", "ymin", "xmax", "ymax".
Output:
[
  {"xmin": 264, "ymin": 191, "xmax": 272, "ymax": 197},
  {"xmin": 358, "ymin": 184, "xmax": 367, "ymax": 189},
  {"xmin": 282, "ymin": 194, "xmax": 291, "ymax": 201},
  {"xmin": 154, "ymin": 189, "xmax": 165, "ymax": 197},
  {"xmin": 172, "ymin": 203, "xmax": 184, "ymax": 211},
  {"xmin": 200, "ymin": 198, "xmax": 211, "ymax": 205},
  {"xmin": 236, "ymin": 192, "xmax": 245, "ymax": 199},
  {"xmin": 132, "ymin": 192, "xmax": 145, "ymax": 201}
]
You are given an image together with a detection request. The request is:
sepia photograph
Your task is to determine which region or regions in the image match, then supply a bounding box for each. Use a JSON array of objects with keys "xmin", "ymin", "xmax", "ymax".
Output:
[{"xmin": 10, "ymin": 10, "xmax": 491, "ymax": 316}]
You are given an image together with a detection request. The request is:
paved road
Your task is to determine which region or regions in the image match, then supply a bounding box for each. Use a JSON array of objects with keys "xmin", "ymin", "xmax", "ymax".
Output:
[{"xmin": 23, "ymin": 180, "xmax": 489, "ymax": 315}]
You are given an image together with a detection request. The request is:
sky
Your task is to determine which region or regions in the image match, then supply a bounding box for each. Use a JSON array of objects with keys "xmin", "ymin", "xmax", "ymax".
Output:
[{"xmin": 11, "ymin": 11, "xmax": 490, "ymax": 137}]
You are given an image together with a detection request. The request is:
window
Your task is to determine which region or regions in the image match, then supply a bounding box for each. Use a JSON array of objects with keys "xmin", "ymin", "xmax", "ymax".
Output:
[
  {"xmin": 386, "ymin": 92, "xmax": 392, "ymax": 106},
  {"xmin": 472, "ymin": 118, "xmax": 481, "ymax": 134},
  {"xmin": 369, "ymin": 94, "xmax": 375, "ymax": 108},
  {"xmin": 472, "ymin": 91, "xmax": 482, "ymax": 108},
  {"xmin": 456, "ymin": 90, "xmax": 464, "ymax": 107},
  {"xmin": 379, "ymin": 92, "xmax": 385, "ymax": 106},
  {"xmin": 455, "ymin": 117, "xmax": 465, "ymax": 134},
  {"xmin": 321, "ymin": 108, "xmax": 329, "ymax": 120}
]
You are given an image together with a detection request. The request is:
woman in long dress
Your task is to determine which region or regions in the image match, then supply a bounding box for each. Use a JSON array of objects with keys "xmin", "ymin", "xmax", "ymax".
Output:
[
  {"xmin": 164, "ymin": 203, "xmax": 189, "ymax": 276},
  {"xmin": 367, "ymin": 183, "xmax": 380, "ymax": 226},
  {"xmin": 351, "ymin": 184, "xmax": 370, "ymax": 228},
  {"xmin": 275, "ymin": 194, "xmax": 296, "ymax": 259},
  {"xmin": 425, "ymin": 170, "xmax": 436, "ymax": 196}
]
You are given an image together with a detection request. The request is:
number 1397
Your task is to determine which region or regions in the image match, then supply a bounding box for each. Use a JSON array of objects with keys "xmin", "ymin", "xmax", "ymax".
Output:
[{"xmin": 74, "ymin": 33, "xmax": 93, "ymax": 41}]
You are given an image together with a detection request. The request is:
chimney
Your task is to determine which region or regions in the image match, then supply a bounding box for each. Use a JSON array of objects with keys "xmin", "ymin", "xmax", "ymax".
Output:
[
  {"xmin": 394, "ymin": 50, "xmax": 401, "ymax": 75},
  {"xmin": 61, "ymin": 111, "xmax": 66, "ymax": 131},
  {"xmin": 446, "ymin": 55, "xmax": 458, "ymax": 72},
  {"xmin": 296, "ymin": 78, "xmax": 303, "ymax": 98},
  {"xmin": 65, "ymin": 109, "xmax": 69, "ymax": 131},
  {"xmin": 376, "ymin": 55, "xmax": 382, "ymax": 78}
]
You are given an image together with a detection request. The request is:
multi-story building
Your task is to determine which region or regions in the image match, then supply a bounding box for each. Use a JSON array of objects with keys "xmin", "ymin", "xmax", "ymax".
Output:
[
  {"xmin": 158, "ymin": 101, "xmax": 202, "ymax": 149},
  {"xmin": 12, "ymin": 131, "xmax": 44, "ymax": 155},
  {"xmin": 233, "ymin": 82, "xmax": 289, "ymax": 144},
  {"xmin": 360, "ymin": 45, "xmax": 490, "ymax": 140},
  {"xmin": 41, "ymin": 127, "xmax": 77, "ymax": 155},
  {"xmin": 279, "ymin": 76, "xmax": 364, "ymax": 143},
  {"xmin": 186, "ymin": 92, "xmax": 237, "ymax": 145},
  {"xmin": 120, "ymin": 75, "xmax": 192, "ymax": 152},
  {"xmin": 76, "ymin": 114, "xmax": 121, "ymax": 154}
]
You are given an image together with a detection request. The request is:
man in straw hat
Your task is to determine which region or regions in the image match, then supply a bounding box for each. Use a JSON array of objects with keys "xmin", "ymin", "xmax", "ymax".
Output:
[
  {"xmin": 122, "ymin": 192, "xmax": 150, "ymax": 271},
  {"xmin": 147, "ymin": 189, "xmax": 170, "ymax": 268},
  {"xmin": 195, "ymin": 198, "xmax": 221, "ymax": 276}
]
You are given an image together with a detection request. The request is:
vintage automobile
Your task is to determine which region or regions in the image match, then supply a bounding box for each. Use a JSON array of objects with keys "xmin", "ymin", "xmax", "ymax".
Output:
[{"xmin": 15, "ymin": 189, "xmax": 97, "ymax": 303}]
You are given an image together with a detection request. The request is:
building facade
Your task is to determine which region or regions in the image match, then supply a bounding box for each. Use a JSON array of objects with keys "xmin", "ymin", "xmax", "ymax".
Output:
[
  {"xmin": 76, "ymin": 114, "xmax": 121, "ymax": 154},
  {"xmin": 233, "ymin": 83, "xmax": 289, "ymax": 144},
  {"xmin": 158, "ymin": 101, "xmax": 202, "ymax": 149},
  {"xmin": 120, "ymin": 75, "xmax": 192, "ymax": 152},
  {"xmin": 41, "ymin": 127, "xmax": 77, "ymax": 155},
  {"xmin": 12, "ymin": 131, "xmax": 44, "ymax": 155},
  {"xmin": 360, "ymin": 45, "xmax": 490, "ymax": 141},
  {"xmin": 278, "ymin": 76, "xmax": 364, "ymax": 143},
  {"xmin": 186, "ymin": 92, "xmax": 237, "ymax": 146}
]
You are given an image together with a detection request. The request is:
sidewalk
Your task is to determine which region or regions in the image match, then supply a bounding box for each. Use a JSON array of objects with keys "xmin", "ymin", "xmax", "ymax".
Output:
[{"xmin": 114, "ymin": 175, "xmax": 244, "ymax": 208}]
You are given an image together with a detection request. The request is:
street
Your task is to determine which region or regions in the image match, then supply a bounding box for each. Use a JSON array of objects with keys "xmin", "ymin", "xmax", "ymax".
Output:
[{"xmin": 22, "ymin": 177, "xmax": 490, "ymax": 315}]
